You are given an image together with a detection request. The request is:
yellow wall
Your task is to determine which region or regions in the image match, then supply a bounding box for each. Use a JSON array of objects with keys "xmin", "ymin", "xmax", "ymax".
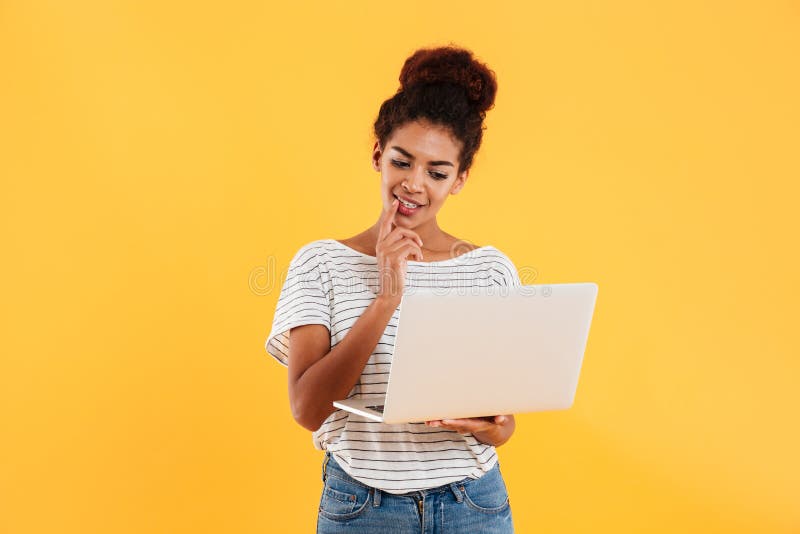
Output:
[{"xmin": 1, "ymin": 1, "xmax": 797, "ymax": 532}]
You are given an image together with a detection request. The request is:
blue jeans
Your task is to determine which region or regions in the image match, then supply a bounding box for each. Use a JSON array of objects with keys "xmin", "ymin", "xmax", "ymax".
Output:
[{"xmin": 316, "ymin": 452, "xmax": 514, "ymax": 533}]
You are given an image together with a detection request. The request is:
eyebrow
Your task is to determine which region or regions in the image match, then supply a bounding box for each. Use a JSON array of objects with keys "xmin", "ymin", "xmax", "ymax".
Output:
[{"xmin": 390, "ymin": 146, "xmax": 454, "ymax": 167}]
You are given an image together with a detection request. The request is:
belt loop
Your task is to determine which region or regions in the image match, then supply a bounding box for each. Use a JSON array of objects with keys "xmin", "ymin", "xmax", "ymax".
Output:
[
  {"xmin": 321, "ymin": 452, "xmax": 330, "ymax": 482},
  {"xmin": 372, "ymin": 487, "xmax": 382, "ymax": 507},
  {"xmin": 449, "ymin": 482, "xmax": 463, "ymax": 503}
]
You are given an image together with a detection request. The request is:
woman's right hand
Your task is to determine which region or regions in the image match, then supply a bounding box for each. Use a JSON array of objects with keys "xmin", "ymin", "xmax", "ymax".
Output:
[{"xmin": 376, "ymin": 198, "xmax": 424, "ymax": 305}]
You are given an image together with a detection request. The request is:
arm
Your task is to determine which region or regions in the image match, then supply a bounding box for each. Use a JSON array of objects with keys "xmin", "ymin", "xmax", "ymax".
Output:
[
  {"xmin": 473, "ymin": 414, "xmax": 516, "ymax": 446},
  {"xmin": 287, "ymin": 294, "xmax": 400, "ymax": 431},
  {"xmin": 286, "ymin": 200, "xmax": 424, "ymax": 432}
]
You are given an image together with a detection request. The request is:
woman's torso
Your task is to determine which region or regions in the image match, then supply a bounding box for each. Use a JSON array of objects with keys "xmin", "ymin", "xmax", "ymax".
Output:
[{"xmin": 305, "ymin": 238, "xmax": 519, "ymax": 494}]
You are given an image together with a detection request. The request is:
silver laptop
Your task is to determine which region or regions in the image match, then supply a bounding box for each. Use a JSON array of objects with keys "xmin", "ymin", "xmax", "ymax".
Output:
[{"xmin": 333, "ymin": 282, "xmax": 599, "ymax": 424}]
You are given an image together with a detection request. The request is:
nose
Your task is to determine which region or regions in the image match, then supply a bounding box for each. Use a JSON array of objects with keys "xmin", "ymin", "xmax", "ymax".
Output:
[{"xmin": 402, "ymin": 166, "xmax": 424, "ymax": 193}]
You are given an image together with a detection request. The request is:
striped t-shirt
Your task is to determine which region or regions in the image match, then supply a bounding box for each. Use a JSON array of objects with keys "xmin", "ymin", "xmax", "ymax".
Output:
[{"xmin": 265, "ymin": 238, "xmax": 522, "ymax": 494}]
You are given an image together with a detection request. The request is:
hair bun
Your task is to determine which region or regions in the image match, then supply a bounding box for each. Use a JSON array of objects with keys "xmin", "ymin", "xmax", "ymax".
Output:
[{"xmin": 398, "ymin": 45, "xmax": 497, "ymax": 114}]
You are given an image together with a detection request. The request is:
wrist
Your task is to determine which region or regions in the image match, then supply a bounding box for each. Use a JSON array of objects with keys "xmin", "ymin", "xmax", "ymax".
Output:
[
  {"xmin": 474, "ymin": 417, "xmax": 514, "ymax": 447},
  {"xmin": 473, "ymin": 426, "xmax": 505, "ymax": 446},
  {"xmin": 375, "ymin": 293, "xmax": 402, "ymax": 309}
]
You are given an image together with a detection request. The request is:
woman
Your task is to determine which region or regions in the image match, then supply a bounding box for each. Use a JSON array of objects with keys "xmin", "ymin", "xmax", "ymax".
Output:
[{"xmin": 266, "ymin": 45, "xmax": 521, "ymax": 533}]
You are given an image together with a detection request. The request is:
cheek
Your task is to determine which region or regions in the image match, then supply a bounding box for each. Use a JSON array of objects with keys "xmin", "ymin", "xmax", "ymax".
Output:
[
  {"xmin": 382, "ymin": 174, "xmax": 408, "ymax": 193},
  {"xmin": 379, "ymin": 171, "xmax": 395, "ymax": 188},
  {"xmin": 429, "ymin": 188, "xmax": 450, "ymax": 204}
]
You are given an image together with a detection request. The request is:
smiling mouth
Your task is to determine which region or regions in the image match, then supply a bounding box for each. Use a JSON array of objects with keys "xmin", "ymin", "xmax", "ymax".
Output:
[{"xmin": 394, "ymin": 194, "xmax": 426, "ymax": 209}]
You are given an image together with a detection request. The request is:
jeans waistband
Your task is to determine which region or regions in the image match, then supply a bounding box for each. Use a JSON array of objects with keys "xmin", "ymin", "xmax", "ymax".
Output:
[{"xmin": 322, "ymin": 451, "xmax": 494, "ymax": 505}]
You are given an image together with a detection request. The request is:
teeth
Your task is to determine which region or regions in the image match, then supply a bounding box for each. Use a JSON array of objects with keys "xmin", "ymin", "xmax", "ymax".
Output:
[{"xmin": 397, "ymin": 197, "xmax": 419, "ymax": 208}]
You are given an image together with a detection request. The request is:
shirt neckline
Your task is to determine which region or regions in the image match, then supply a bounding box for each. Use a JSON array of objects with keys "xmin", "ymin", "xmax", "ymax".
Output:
[{"xmin": 324, "ymin": 238, "xmax": 493, "ymax": 265}]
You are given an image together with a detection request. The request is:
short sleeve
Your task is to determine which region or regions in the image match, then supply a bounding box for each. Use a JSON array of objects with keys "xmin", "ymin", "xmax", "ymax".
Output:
[
  {"xmin": 491, "ymin": 249, "xmax": 522, "ymax": 288},
  {"xmin": 265, "ymin": 242, "xmax": 331, "ymax": 367}
]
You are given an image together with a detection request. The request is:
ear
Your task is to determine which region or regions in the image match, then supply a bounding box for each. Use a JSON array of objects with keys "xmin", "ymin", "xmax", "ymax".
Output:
[
  {"xmin": 450, "ymin": 168, "xmax": 469, "ymax": 195},
  {"xmin": 371, "ymin": 141, "xmax": 382, "ymax": 172}
]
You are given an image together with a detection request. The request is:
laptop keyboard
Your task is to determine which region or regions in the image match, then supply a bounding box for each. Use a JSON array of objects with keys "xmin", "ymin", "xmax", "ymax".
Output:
[{"xmin": 366, "ymin": 405, "xmax": 385, "ymax": 413}]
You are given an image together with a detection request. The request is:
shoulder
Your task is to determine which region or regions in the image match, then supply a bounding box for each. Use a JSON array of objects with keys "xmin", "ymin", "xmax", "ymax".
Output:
[
  {"xmin": 284, "ymin": 240, "xmax": 336, "ymax": 279},
  {"xmin": 486, "ymin": 246, "xmax": 515, "ymax": 265},
  {"xmin": 479, "ymin": 246, "xmax": 520, "ymax": 285},
  {"xmin": 462, "ymin": 242, "xmax": 512, "ymax": 263},
  {"xmin": 289, "ymin": 239, "xmax": 331, "ymax": 262}
]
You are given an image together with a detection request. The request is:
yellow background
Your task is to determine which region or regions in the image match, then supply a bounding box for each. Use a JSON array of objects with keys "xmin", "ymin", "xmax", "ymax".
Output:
[{"xmin": 1, "ymin": 1, "xmax": 798, "ymax": 532}]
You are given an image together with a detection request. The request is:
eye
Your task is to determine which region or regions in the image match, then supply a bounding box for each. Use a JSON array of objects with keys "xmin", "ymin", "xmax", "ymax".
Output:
[{"xmin": 391, "ymin": 159, "xmax": 448, "ymax": 180}]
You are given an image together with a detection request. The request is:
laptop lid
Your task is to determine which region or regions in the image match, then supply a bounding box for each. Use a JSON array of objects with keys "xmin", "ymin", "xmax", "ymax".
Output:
[{"xmin": 380, "ymin": 282, "xmax": 598, "ymax": 424}]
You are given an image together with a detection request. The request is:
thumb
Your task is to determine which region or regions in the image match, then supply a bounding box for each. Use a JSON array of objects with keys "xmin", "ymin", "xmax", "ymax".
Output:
[{"xmin": 495, "ymin": 415, "xmax": 506, "ymax": 424}]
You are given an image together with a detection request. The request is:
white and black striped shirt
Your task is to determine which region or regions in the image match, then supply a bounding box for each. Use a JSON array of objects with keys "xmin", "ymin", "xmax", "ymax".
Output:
[{"xmin": 265, "ymin": 238, "xmax": 521, "ymax": 494}]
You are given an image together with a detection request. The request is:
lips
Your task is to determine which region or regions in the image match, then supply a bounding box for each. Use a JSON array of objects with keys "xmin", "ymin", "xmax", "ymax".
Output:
[{"xmin": 394, "ymin": 194, "xmax": 426, "ymax": 207}]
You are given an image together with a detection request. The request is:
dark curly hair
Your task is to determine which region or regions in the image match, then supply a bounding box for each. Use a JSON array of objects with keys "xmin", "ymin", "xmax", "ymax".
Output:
[{"xmin": 373, "ymin": 45, "xmax": 498, "ymax": 173}]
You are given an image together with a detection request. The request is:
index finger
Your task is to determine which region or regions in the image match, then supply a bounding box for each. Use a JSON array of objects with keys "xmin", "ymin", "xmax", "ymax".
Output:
[{"xmin": 378, "ymin": 197, "xmax": 399, "ymax": 243}]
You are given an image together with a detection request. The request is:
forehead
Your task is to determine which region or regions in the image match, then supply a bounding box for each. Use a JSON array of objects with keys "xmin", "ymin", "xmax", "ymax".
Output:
[{"xmin": 386, "ymin": 120, "xmax": 461, "ymax": 161}]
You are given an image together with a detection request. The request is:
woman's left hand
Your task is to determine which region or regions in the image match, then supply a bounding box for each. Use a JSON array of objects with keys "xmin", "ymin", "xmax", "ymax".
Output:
[{"xmin": 425, "ymin": 415, "xmax": 515, "ymax": 446}]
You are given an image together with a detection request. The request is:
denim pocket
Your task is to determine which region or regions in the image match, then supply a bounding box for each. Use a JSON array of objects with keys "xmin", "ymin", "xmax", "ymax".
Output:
[
  {"xmin": 460, "ymin": 465, "xmax": 511, "ymax": 514},
  {"xmin": 318, "ymin": 473, "xmax": 371, "ymax": 521}
]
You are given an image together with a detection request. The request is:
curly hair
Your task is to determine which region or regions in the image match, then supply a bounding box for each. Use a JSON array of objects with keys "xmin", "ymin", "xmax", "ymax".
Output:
[{"xmin": 373, "ymin": 45, "xmax": 498, "ymax": 173}]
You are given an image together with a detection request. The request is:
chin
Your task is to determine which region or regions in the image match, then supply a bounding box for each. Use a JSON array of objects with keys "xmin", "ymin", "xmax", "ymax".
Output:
[{"xmin": 394, "ymin": 217, "xmax": 415, "ymax": 227}]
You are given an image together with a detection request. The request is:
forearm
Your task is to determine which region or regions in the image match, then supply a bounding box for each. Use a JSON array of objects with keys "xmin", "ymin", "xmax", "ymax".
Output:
[
  {"xmin": 294, "ymin": 295, "xmax": 400, "ymax": 429},
  {"xmin": 473, "ymin": 415, "xmax": 516, "ymax": 447}
]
